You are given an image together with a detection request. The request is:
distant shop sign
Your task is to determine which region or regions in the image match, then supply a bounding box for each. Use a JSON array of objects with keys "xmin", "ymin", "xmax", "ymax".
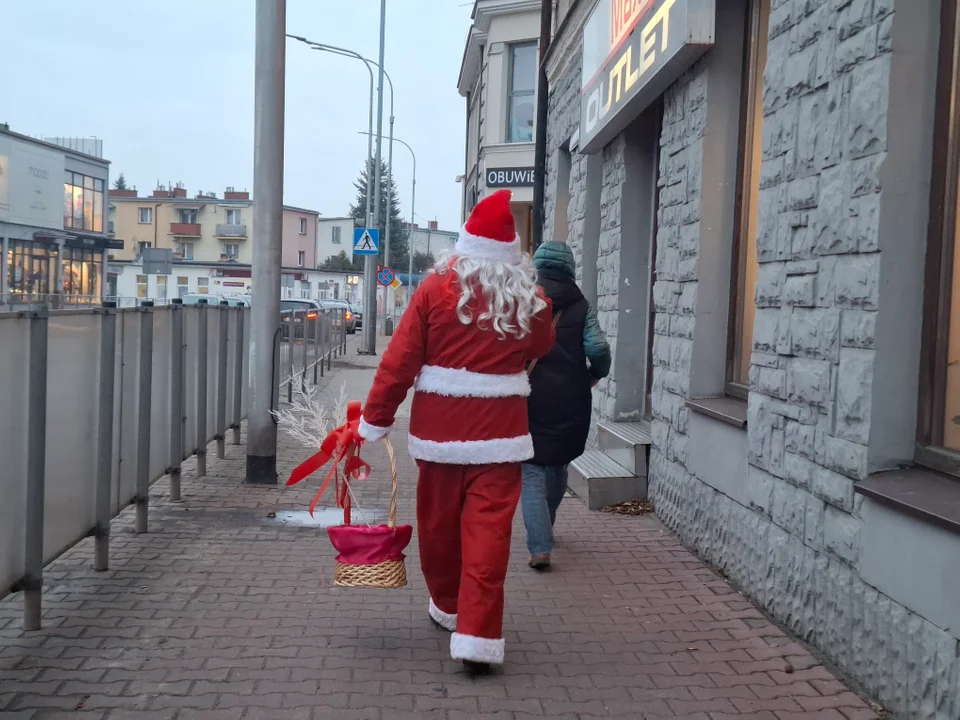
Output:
[
  {"xmin": 485, "ymin": 167, "xmax": 534, "ymax": 188},
  {"xmin": 580, "ymin": 0, "xmax": 715, "ymax": 154},
  {"xmin": 0, "ymin": 135, "xmax": 66, "ymax": 230}
]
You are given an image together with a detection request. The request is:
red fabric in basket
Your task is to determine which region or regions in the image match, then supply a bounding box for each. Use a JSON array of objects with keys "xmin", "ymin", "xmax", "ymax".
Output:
[{"xmin": 327, "ymin": 524, "xmax": 414, "ymax": 565}]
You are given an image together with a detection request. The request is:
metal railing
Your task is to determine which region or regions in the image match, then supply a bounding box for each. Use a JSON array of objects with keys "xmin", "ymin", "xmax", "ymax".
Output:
[
  {"xmin": 0, "ymin": 301, "xmax": 350, "ymax": 631},
  {"xmin": 279, "ymin": 308, "xmax": 348, "ymax": 403},
  {"xmin": 0, "ymin": 299, "xmax": 251, "ymax": 630}
]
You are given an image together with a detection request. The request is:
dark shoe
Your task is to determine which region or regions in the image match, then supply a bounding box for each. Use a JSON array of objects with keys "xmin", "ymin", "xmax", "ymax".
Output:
[
  {"xmin": 528, "ymin": 553, "xmax": 551, "ymax": 571},
  {"xmin": 430, "ymin": 616, "xmax": 451, "ymax": 632},
  {"xmin": 462, "ymin": 660, "xmax": 491, "ymax": 677}
]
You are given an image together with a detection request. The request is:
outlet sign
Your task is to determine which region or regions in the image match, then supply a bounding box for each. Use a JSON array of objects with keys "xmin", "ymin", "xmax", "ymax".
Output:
[
  {"xmin": 485, "ymin": 166, "xmax": 535, "ymax": 188},
  {"xmin": 580, "ymin": 0, "xmax": 715, "ymax": 154}
]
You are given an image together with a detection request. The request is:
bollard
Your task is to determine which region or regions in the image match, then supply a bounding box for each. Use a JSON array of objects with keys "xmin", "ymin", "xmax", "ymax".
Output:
[
  {"xmin": 216, "ymin": 302, "xmax": 229, "ymax": 460},
  {"xmin": 94, "ymin": 303, "xmax": 117, "ymax": 570},
  {"xmin": 135, "ymin": 301, "xmax": 154, "ymax": 534},
  {"xmin": 23, "ymin": 309, "xmax": 49, "ymax": 631},
  {"xmin": 169, "ymin": 300, "xmax": 185, "ymax": 501},
  {"xmin": 232, "ymin": 307, "xmax": 244, "ymax": 445},
  {"xmin": 196, "ymin": 300, "xmax": 208, "ymax": 478}
]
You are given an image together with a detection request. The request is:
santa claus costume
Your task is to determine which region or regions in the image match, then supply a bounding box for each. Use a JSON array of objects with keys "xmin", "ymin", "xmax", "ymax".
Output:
[{"xmin": 357, "ymin": 189, "xmax": 555, "ymax": 673}]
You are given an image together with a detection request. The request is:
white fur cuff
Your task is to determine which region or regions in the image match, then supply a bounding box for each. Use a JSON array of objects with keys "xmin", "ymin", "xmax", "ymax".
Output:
[
  {"xmin": 456, "ymin": 225, "xmax": 522, "ymax": 264},
  {"xmin": 358, "ymin": 417, "xmax": 392, "ymax": 442},
  {"xmin": 428, "ymin": 599, "xmax": 457, "ymax": 632},
  {"xmin": 450, "ymin": 632, "xmax": 505, "ymax": 664}
]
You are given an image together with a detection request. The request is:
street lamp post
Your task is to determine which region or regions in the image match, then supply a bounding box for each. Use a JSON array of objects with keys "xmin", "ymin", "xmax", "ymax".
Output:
[{"xmin": 287, "ymin": 33, "xmax": 394, "ymax": 352}]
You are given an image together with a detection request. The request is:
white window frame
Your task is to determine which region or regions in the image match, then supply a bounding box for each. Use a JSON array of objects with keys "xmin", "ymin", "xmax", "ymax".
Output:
[
  {"xmin": 297, "ymin": 250, "xmax": 306, "ymax": 267},
  {"xmin": 226, "ymin": 208, "xmax": 241, "ymax": 225},
  {"xmin": 332, "ymin": 226, "xmax": 342, "ymax": 244},
  {"xmin": 507, "ymin": 41, "xmax": 538, "ymax": 143},
  {"xmin": 299, "ymin": 217, "xmax": 307, "ymax": 234},
  {"xmin": 138, "ymin": 207, "xmax": 153, "ymax": 224},
  {"xmin": 223, "ymin": 243, "xmax": 239, "ymax": 258}
]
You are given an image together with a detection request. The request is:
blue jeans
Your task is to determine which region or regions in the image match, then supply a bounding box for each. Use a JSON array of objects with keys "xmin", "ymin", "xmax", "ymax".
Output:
[{"xmin": 520, "ymin": 463, "xmax": 568, "ymax": 556}]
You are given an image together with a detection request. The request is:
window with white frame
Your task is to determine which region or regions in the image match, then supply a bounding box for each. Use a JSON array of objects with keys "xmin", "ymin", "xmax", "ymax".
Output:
[
  {"xmin": 177, "ymin": 276, "xmax": 189, "ymax": 298},
  {"xmin": 299, "ymin": 217, "xmax": 307, "ymax": 234},
  {"xmin": 507, "ymin": 42, "xmax": 537, "ymax": 143},
  {"xmin": 298, "ymin": 250, "xmax": 305, "ymax": 267},
  {"xmin": 300, "ymin": 280, "xmax": 311, "ymax": 299},
  {"xmin": 226, "ymin": 208, "xmax": 242, "ymax": 225},
  {"xmin": 197, "ymin": 277, "xmax": 209, "ymax": 295},
  {"xmin": 178, "ymin": 208, "xmax": 198, "ymax": 224},
  {"xmin": 223, "ymin": 243, "xmax": 239, "ymax": 258},
  {"xmin": 136, "ymin": 274, "xmax": 148, "ymax": 298},
  {"xmin": 138, "ymin": 207, "xmax": 153, "ymax": 224},
  {"xmin": 176, "ymin": 241, "xmax": 194, "ymax": 260},
  {"xmin": 137, "ymin": 241, "xmax": 152, "ymax": 257},
  {"xmin": 332, "ymin": 226, "xmax": 342, "ymax": 244},
  {"xmin": 156, "ymin": 276, "xmax": 167, "ymax": 300}
]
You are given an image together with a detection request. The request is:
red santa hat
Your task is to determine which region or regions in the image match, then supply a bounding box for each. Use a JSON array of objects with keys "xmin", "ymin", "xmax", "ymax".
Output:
[{"xmin": 455, "ymin": 189, "xmax": 522, "ymax": 264}]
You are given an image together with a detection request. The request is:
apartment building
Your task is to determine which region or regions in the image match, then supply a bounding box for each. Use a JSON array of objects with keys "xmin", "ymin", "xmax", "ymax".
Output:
[
  {"xmin": 407, "ymin": 221, "xmax": 457, "ymax": 261},
  {"xmin": 542, "ymin": 1, "xmax": 958, "ymax": 716},
  {"xmin": 316, "ymin": 216, "xmax": 356, "ymax": 267},
  {"xmin": 108, "ymin": 186, "xmax": 253, "ymax": 263},
  {"xmin": 458, "ymin": 0, "xmax": 541, "ymax": 252},
  {"xmin": 282, "ymin": 205, "xmax": 318, "ymax": 270}
]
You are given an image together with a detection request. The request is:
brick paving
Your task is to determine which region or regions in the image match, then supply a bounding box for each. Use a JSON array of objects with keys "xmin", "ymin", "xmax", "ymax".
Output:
[{"xmin": 0, "ymin": 337, "xmax": 882, "ymax": 719}]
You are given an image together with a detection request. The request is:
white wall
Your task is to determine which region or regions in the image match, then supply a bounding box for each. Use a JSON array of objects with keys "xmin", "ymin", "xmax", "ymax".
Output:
[{"xmin": 317, "ymin": 217, "xmax": 355, "ymax": 266}]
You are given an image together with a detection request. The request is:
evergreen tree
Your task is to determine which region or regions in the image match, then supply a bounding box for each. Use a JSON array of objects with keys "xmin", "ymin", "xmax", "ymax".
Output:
[
  {"xmin": 114, "ymin": 173, "xmax": 129, "ymax": 190},
  {"xmin": 413, "ymin": 251, "xmax": 435, "ymax": 274},
  {"xmin": 349, "ymin": 158, "xmax": 410, "ymax": 273}
]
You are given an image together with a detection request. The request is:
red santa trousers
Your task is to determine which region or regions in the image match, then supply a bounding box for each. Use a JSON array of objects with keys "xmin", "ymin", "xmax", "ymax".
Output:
[{"xmin": 417, "ymin": 459, "xmax": 522, "ymax": 665}]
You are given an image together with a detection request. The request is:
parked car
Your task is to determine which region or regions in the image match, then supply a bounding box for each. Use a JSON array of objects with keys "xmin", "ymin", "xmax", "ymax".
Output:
[
  {"xmin": 280, "ymin": 299, "xmax": 322, "ymax": 339},
  {"xmin": 320, "ymin": 299, "xmax": 357, "ymax": 334},
  {"xmin": 350, "ymin": 303, "xmax": 363, "ymax": 330}
]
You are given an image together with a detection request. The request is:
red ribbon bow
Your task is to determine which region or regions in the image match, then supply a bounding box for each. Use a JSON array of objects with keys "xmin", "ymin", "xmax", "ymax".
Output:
[{"xmin": 286, "ymin": 401, "xmax": 371, "ymax": 519}]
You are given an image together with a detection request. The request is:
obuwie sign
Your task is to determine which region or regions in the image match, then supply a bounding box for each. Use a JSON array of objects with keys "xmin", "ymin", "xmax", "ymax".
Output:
[{"xmin": 485, "ymin": 167, "xmax": 535, "ymax": 188}]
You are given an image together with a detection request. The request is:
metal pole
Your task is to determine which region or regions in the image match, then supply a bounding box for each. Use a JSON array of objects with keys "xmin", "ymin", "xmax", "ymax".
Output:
[
  {"xmin": 196, "ymin": 299, "xmax": 208, "ymax": 478},
  {"xmin": 313, "ymin": 312, "xmax": 320, "ymax": 384},
  {"xmin": 362, "ymin": 0, "xmax": 387, "ymax": 355},
  {"xmin": 135, "ymin": 301, "xmax": 154, "ymax": 535},
  {"xmin": 232, "ymin": 307, "xmax": 244, "ymax": 445},
  {"xmin": 327, "ymin": 311, "xmax": 332, "ymax": 371},
  {"xmin": 169, "ymin": 299, "xmax": 184, "ymax": 499},
  {"xmin": 301, "ymin": 310, "xmax": 309, "ymax": 394},
  {"xmin": 342, "ymin": 308, "xmax": 347, "ymax": 353},
  {"xmin": 532, "ymin": 0, "xmax": 553, "ymax": 249},
  {"xmin": 216, "ymin": 301, "xmax": 229, "ymax": 460},
  {"xmin": 288, "ymin": 312, "xmax": 295, "ymax": 402},
  {"xmin": 23, "ymin": 309, "xmax": 48, "ymax": 631},
  {"xmin": 247, "ymin": 0, "xmax": 286, "ymax": 484},
  {"xmin": 94, "ymin": 302, "xmax": 117, "ymax": 571}
]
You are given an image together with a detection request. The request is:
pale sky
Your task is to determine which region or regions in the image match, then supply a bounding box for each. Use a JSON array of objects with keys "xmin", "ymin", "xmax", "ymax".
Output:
[{"xmin": 0, "ymin": 0, "xmax": 472, "ymax": 231}]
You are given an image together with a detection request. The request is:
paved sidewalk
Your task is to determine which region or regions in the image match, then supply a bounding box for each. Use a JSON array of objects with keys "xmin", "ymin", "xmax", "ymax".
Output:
[{"xmin": 0, "ymin": 340, "xmax": 882, "ymax": 719}]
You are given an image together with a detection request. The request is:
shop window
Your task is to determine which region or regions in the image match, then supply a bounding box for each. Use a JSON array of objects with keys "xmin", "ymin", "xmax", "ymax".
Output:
[
  {"xmin": 332, "ymin": 226, "xmax": 342, "ymax": 244},
  {"xmin": 63, "ymin": 172, "xmax": 105, "ymax": 233},
  {"xmin": 62, "ymin": 247, "xmax": 102, "ymax": 302},
  {"xmin": 197, "ymin": 277, "xmax": 209, "ymax": 295},
  {"xmin": 6, "ymin": 241, "xmax": 57, "ymax": 298},
  {"xmin": 136, "ymin": 275, "xmax": 148, "ymax": 299},
  {"xmin": 726, "ymin": 0, "xmax": 771, "ymax": 398},
  {"xmin": 507, "ymin": 42, "xmax": 537, "ymax": 143},
  {"xmin": 919, "ymin": 0, "xmax": 960, "ymax": 471},
  {"xmin": 138, "ymin": 207, "xmax": 153, "ymax": 224},
  {"xmin": 226, "ymin": 209, "xmax": 242, "ymax": 225}
]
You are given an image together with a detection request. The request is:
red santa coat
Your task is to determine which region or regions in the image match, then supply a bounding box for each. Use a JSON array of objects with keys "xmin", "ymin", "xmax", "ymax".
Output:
[{"xmin": 358, "ymin": 271, "xmax": 555, "ymax": 462}]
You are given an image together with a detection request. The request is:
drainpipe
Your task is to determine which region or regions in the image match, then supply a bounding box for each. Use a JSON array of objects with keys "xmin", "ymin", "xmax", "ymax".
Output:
[{"xmin": 532, "ymin": 0, "xmax": 553, "ymax": 250}]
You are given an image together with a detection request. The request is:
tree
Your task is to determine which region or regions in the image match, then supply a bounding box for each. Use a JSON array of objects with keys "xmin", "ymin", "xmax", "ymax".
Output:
[
  {"xmin": 319, "ymin": 250, "xmax": 364, "ymax": 272},
  {"xmin": 349, "ymin": 158, "xmax": 410, "ymax": 273},
  {"xmin": 413, "ymin": 251, "xmax": 435, "ymax": 274},
  {"xmin": 114, "ymin": 173, "xmax": 129, "ymax": 190}
]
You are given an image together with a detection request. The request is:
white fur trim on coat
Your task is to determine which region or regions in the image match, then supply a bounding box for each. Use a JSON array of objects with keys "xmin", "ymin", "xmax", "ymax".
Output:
[
  {"xmin": 415, "ymin": 365, "xmax": 531, "ymax": 398},
  {"xmin": 358, "ymin": 417, "xmax": 392, "ymax": 442},
  {"xmin": 408, "ymin": 433, "xmax": 534, "ymax": 464},
  {"xmin": 450, "ymin": 632, "xmax": 505, "ymax": 664},
  {"xmin": 455, "ymin": 225, "xmax": 522, "ymax": 264},
  {"xmin": 428, "ymin": 599, "xmax": 457, "ymax": 632}
]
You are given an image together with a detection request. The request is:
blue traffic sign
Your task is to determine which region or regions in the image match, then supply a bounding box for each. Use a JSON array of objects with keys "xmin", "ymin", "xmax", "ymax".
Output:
[
  {"xmin": 353, "ymin": 227, "xmax": 380, "ymax": 255},
  {"xmin": 377, "ymin": 266, "xmax": 395, "ymax": 286}
]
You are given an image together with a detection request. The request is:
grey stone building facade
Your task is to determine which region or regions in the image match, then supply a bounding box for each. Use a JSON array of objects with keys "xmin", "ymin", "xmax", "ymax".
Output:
[{"xmin": 544, "ymin": 0, "xmax": 960, "ymax": 717}]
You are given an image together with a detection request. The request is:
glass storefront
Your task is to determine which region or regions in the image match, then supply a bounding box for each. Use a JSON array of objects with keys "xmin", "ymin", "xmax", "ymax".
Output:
[
  {"xmin": 6, "ymin": 240, "xmax": 58, "ymax": 298},
  {"xmin": 62, "ymin": 246, "xmax": 102, "ymax": 302},
  {"xmin": 63, "ymin": 171, "xmax": 104, "ymax": 233}
]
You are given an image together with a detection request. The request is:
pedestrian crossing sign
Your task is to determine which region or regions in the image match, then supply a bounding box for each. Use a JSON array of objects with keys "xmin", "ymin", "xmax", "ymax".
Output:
[{"xmin": 353, "ymin": 227, "xmax": 380, "ymax": 255}]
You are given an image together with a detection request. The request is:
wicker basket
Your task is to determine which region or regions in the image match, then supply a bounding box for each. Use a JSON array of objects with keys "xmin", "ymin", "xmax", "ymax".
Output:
[{"xmin": 330, "ymin": 437, "xmax": 410, "ymax": 589}]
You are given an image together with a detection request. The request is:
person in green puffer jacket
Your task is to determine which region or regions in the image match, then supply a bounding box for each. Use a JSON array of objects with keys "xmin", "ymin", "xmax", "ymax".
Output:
[{"xmin": 523, "ymin": 241, "xmax": 611, "ymax": 570}]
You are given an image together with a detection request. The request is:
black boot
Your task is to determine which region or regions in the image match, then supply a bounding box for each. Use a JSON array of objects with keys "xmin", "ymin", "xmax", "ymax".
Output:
[{"xmin": 462, "ymin": 660, "xmax": 491, "ymax": 677}]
